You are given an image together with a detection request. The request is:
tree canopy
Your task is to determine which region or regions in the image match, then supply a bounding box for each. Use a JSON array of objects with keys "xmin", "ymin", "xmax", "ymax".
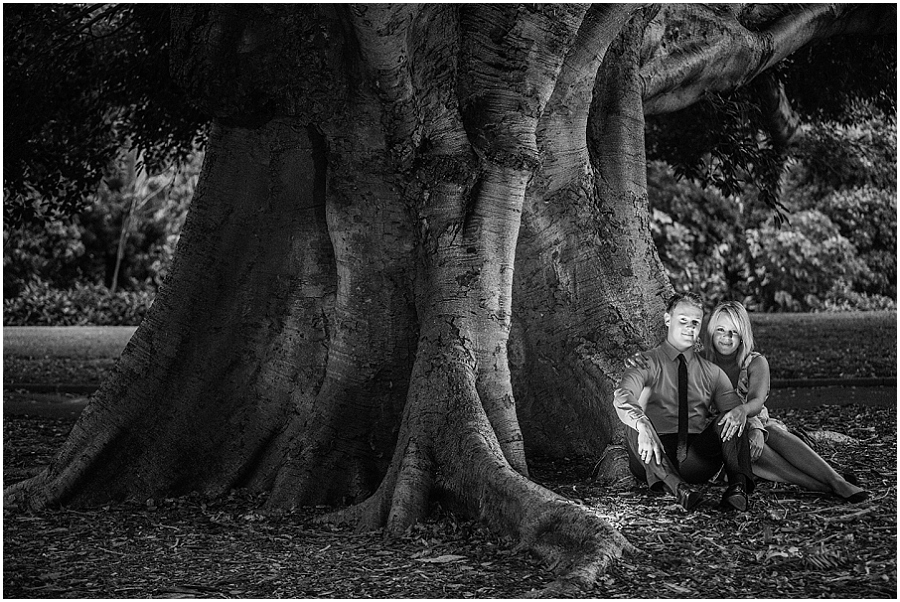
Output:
[
  {"xmin": 3, "ymin": 4, "xmax": 205, "ymax": 225},
  {"xmin": 644, "ymin": 6, "xmax": 895, "ymax": 212},
  {"xmin": 4, "ymin": 4, "xmax": 894, "ymax": 227}
]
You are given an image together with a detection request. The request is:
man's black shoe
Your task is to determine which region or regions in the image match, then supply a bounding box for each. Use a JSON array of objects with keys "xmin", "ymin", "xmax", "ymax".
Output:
[
  {"xmin": 720, "ymin": 482, "xmax": 749, "ymax": 511},
  {"xmin": 675, "ymin": 484, "xmax": 703, "ymax": 511}
]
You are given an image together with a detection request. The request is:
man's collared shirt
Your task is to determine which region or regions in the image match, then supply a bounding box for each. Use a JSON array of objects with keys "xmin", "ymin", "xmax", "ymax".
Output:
[{"xmin": 613, "ymin": 341, "xmax": 741, "ymax": 434}]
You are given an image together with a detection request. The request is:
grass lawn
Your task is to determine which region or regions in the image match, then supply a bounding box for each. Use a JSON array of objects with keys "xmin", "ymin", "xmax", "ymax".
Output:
[
  {"xmin": 4, "ymin": 311, "xmax": 896, "ymax": 384},
  {"xmin": 750, "ymin": 310, "xmax": 896, "ymax": 379}
]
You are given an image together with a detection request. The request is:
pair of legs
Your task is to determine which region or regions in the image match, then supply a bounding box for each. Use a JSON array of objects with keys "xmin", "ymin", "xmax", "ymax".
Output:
[
  {"xmin": 624, "ymin": 419, "xmax": 754, "ymax": 496},
  {"xmin": 752, "ymin": 424, "xmax": 866, "ymax": 500}
]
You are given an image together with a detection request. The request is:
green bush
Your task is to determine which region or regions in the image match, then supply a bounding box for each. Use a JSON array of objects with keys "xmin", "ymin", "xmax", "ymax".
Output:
[
  {"xmin": 3, "ymin": 280, "xmax": 153, "ymax": 326},
  {"xmin": 647, "ymin": 161, "xmax": 752, "ymax": 306},
  {"xmin": 746, "ymin": 210, "xmax": 884, "ymax": 312},
  {"xmin": 788, "ymin": 110, "xmax": 897, "ymax": 195},
  {"xmin": 3, "ymin": 148, "xmax": 201, "ymax": 299},
  {"xmin": 816, "ymin": 187, "xmax": 897, "ymax": 298},
  {"xmin": 819, "ymin": 281, "xmax": 898, "ymax": 312},
  {"xmin": 648, "ymin": 105, "xmax": 896, "ymax": 312},
  {"xmin": 2, "ymin": 148, "xmax": 202, "ymax": 326},
  {"xmin": 2, "ymin": 220, "xmax": 86, "ymax": 298}
]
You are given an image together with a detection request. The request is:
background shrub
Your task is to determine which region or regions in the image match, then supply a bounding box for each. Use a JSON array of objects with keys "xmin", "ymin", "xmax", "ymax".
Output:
[
  {"xmin": 648, "ymin": 104, "xmax": 896, "ymax": 312},
  {"xmin": 3, "ymin": 149, "xmax": 201, "ymax": 325},
  {"xmin": 746, "ymin": 210, "xmax": 870, "ymax": 311},
  {"xmin": 813, "ymin": 186, "xmax": 897, "ymax": 298},
  {"xmin": 3, "ymin": 280, "xmax": 153, "ymax": 326}
]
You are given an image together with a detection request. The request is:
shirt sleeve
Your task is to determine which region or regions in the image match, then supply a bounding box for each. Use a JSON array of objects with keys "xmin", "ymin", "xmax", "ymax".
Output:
[{"xmin": 613, "ymin": 364, "xmax": 653, "ymax": 430}]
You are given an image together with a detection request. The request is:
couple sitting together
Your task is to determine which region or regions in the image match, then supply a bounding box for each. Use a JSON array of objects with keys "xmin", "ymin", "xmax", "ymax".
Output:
[{"xmin": 613, "ymin": 292, "xmax": 868, "ymax": 512}]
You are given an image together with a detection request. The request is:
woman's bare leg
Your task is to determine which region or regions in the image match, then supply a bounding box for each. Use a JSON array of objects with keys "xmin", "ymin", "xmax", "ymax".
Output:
[
  {"xmin": 752, "ymin": 446, "xmax": 830, "ymax": 491},
  {"xmin": 764, "ymin": 426, "xmax": 866, "ymax": 499}
]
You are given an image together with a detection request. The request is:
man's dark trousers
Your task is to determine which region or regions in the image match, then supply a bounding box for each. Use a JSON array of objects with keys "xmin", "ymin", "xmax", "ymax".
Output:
[{"xmin": 624, "ymin": 419, "xmax": 755, "ymax": 494}]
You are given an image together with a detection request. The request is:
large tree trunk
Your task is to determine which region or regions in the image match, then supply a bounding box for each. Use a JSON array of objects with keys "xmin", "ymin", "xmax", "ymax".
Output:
[
  {"xmin": 6, "ymin": 2, "xmax": 889, "ymax": 591},
  {"xmin": 6, "ymin": 120, "xmax": 340, "ymax": 506},
  {"xmin": 513, "ymin": 8, "xmax": 669, "ymax": 461}
]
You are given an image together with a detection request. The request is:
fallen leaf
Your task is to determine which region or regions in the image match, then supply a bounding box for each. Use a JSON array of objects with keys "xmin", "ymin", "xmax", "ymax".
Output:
[{"xmin": 416, "ymin": 554, "xmax": 466, "ymax": 563}]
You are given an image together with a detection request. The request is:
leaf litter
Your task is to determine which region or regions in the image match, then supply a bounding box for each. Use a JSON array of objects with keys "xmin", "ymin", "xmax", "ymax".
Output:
[{"xmin": 4, "ymin": 403, "xmax": 896, "ymax": 598}]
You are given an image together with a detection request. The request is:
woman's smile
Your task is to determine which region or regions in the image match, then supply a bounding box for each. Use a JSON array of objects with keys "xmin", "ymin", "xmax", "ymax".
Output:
[{"xmin": 715, "ymin": 339, "xmax": 738, "ymax": 354}]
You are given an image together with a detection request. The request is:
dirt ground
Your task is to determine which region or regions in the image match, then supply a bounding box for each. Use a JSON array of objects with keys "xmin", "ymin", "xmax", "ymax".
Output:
[
  {"xmin": 4, "ymin": 401, "xmax": 896, "ymax": 598},
  {"xmin": 4, "ymin": 322, "xmax": 896, "ymax": 597}
]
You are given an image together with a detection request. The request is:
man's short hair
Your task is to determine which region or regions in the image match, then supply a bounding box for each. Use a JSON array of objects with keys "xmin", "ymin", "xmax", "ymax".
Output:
[{"xmin": 666, "ymin": 291, "xmax": 704, "ymax": 314}]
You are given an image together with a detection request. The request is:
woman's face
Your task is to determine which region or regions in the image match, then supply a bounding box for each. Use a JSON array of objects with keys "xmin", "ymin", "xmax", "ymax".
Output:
[{"xmin": 711, "ymin": 313, "xmax": 742, "ymax": 357}]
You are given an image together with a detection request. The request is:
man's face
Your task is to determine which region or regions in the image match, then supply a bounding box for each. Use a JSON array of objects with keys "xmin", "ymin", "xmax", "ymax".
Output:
[{"xmin": 665, "ymin": 301, "xmax": 703, "ymax": 352}]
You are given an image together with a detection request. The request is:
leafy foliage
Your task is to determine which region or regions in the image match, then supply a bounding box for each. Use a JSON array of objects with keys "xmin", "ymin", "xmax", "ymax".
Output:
[
  {"xmin": 645, "ymin": 88, "xmax": 789, "ymax": 221},
  {"xmin": 650, "ymin": 105, "xmax": 897, "ymax": 312},
  {"xmin": 814, "ymin": 187, "xmax": 896, "ymax": 299},
  {"xmin": 3, "ymin": 149, "xmax": 202, "ymax": 322},
  {"xmin": 645, "ymin": 14, "xmax": 896, "ymax": 215},
  {"xmin": 783, "ymin": 112, "xmax": 898, "ymax": 300},
  {"xmin": 3, "ymin": 280, "xmax": 153, "ymax": 326},
  {"xmin": 647, "ymin": 162, "xmax": 752, "ymax": 303},
  {"xmin": 746, "ymin": 210, "xmax": 868, "ymax": 312},
  {"xmin": 788, "ymin": 108, "xmax": 897, "ymax": 196},
  {"xmin": 781, "ymin": 30, "xmax": 897, "ymax": 123},
  {"xmin": 3, "ymin": 4, "xmax": 206, "ymax": 226},
  {"xmin": 5, "ymin": 149, "xmax": 201, "ymax": 284}
]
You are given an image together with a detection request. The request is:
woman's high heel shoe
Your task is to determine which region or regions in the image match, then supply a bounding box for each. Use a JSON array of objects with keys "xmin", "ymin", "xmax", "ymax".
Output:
[
  {"xmin": 839, "ymin": 489, "xmax": 869, "ymax": 504},
  {"xmin": 837, "ymin": 473, "xmax": 868, "ymax": 503}
]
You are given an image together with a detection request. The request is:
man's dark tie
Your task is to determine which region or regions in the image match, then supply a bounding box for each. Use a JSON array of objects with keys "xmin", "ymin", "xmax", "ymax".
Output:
[{"xmin": 677, "ymin": 353, "xmax": 688, "ymax": 464}]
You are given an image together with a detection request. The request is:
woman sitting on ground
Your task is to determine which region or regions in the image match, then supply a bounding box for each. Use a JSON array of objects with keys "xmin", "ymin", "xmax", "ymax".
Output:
[{"xmin": 703, "ymin": 301, "xmax": 868, "ymax": 503}]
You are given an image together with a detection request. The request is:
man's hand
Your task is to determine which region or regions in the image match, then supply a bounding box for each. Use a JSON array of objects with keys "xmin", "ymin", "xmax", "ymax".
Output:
[
  {"xmin": 749, "ymin": 429, "xmax": 764, "ymax": 461},
  {"xmin": 718, "ymin": 405, "xmax": 748, "ymax": 441},
  {"xmin": 636, "ymin": 420, "xmax": 664, "ymax": 465},
  {"xmin": 624, "ymin": 352, "xmax": 650, "ymax": 370}
]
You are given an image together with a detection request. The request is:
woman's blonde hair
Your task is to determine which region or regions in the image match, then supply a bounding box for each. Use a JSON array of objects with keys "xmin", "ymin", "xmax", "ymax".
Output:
[{"xmin": 705, "ymin": 300, "xmax": 755, "ymax": 369}]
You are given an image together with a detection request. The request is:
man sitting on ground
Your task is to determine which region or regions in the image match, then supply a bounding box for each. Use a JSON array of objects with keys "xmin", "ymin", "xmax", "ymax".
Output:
[{"xmin": 613, "ymin": 292, "xmax": 755, "ymax": 511}]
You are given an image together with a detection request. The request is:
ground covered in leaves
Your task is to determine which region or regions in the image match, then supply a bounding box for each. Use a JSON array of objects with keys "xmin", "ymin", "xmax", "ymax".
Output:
[{"xmin": 4, "ymin": 402, "xmax": 896, "ymax": 598}]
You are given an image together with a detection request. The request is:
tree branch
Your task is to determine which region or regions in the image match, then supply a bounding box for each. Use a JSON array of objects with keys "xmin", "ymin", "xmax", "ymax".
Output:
[
  {"xmin": 641, "ymin": 4, "xmax": 894, "ymax": 116},
  {"xmin": 15, "ymin": 4, "xmax": 128, "ymax": 75},
  {"xmin": 750, "ymin": 73, "xmax": 801, "ymax": 149}
]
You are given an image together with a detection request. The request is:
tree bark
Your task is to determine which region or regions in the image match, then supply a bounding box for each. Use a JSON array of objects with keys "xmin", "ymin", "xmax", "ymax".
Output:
[
  {"xmin": 513, "ymin": 8, "xmax": 669, "ymax": 462},
  {"xmin": 640, "ymin": 4, "xmax": 895, "ymax": 115},
  {"xmin": 6, "ymin": 2, "xmax": 886, "ymax": 591},
  {"xmin": 6, "ymin": 119, "xmax": 336, "ymax": 506}
]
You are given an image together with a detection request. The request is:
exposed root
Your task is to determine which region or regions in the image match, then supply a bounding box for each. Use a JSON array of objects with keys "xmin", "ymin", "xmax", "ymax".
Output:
[
  {"xmin": 319, "ymin": 491, "xmax": 383, "ymax": 531},
  {"xmin": 319, "ymin": 434, "xmax": 433, "ymax": 535},
  {"xmin": 592, "ymin": 442, "xmax": 637, "ymax": 490},
  {"xmin": 4, "ymin": 474, "xmax": 43, "ymax": 510},
  {"xmin": 521, "ymin": 499, "xmax": 637, "ymax": 596},
  {"xmin": 385, "ymin": 438, "xmax": 433, "ymax": 533},
  {"xmin": 306, "ymin": 335, "xmax": 637, "ymax": 593}
]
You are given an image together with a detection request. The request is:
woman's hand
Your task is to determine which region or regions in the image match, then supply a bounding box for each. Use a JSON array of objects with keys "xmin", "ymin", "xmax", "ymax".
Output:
[
  {"xmin": 718, "ymin": 405, "xmax": 748, "ymax": 441},
  {"xmin": 749, "ymin": 429, "xmax": 765, "ymax": 461},
  {"xmin": 624, "ymin": 352, "xmax": 650, "ymax": 370}
]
